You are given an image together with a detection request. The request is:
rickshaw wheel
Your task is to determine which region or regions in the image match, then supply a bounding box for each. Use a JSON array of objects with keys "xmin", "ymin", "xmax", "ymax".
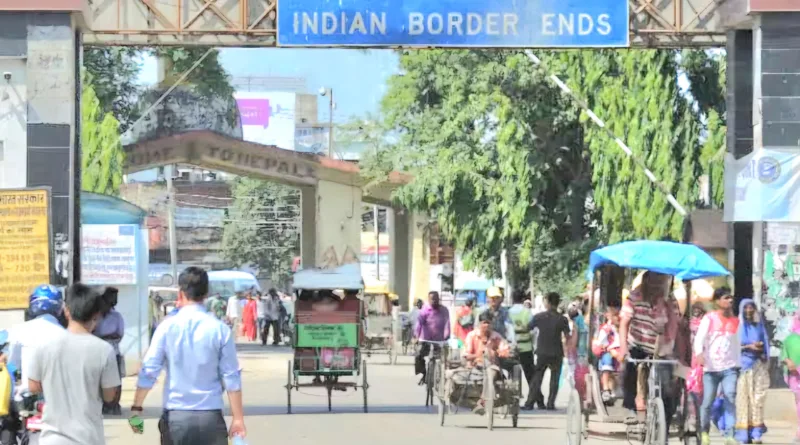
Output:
[
  {"xmin": 362, "ymin": 360, "xmax": 369, "ymax": 413},
  {"xmin": 485, "ymin": 367, "xmax": 495, "ymax": 431},
  {"xmin": 644, "ymin": 397, "xmax": 666, "ymax": 445},
  {"xmin": 566, "ymin": 388, "xmax": 583, "ymax": 445},
  {"xmin": 511, "ymin": 365, "xmax": 522, "ymax": 428},
  {"xmin": 286, "ymin": 360, "xmax": 293, "ymax": 414}
]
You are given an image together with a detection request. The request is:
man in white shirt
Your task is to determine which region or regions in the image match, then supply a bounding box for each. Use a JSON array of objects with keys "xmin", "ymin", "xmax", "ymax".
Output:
[
  {"xmin": 7, "ymin": 285, "xmax": 66, "ymax": 398},
  {"xmin": 226, "ymin": 294, "xmax": 241, "ymax": 339},
  {"xmin": 256, "ymin": 293, "xmax": 270, "ymax": 346}
]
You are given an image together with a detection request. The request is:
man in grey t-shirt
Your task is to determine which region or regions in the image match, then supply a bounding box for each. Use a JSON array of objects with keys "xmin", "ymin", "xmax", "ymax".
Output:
[{"xmin": 28, "ymin": 284, "xmax": 121, "ymax": 445}]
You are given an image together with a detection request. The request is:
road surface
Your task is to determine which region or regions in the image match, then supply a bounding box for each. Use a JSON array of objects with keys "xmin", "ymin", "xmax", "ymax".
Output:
[{"xmin": 104, "ymin": 343, "xmax": 799, "ymax": 444}]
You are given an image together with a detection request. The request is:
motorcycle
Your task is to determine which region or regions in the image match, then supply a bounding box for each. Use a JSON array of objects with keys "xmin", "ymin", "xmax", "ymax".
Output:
[{"xmin": 15, "ymin": 390, "xmax": 43, "ymax": 445}]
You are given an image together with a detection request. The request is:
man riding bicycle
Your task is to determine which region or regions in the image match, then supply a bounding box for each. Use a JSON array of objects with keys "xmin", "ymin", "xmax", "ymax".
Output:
[
  {"xmin": 617, "ymin": 271, "xmax": 679, "ymax": 428},
  {"xmin": 414, "ymin": 292, "xmax": 450, "ymax": 385}
]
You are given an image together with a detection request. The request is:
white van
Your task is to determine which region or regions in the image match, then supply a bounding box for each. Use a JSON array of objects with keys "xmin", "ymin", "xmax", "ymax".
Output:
[{"xmin": 208, "ymin": 270, "xmax": 261, "ymax": 298}]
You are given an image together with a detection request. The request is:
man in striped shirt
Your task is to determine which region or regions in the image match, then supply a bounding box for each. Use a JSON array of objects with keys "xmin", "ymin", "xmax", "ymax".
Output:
[{"xmin": 618, "ymin": 271, "xmax": 679, "ymax": 426}]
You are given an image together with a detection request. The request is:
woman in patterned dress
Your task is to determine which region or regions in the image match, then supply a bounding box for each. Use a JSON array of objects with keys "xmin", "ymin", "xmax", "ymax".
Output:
[{"xmin": 734, "ymin": 298, "xmax": 770, "ymax": 444}]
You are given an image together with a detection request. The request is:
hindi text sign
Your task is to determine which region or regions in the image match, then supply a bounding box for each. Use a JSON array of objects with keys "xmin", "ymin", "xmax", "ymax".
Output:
[
  {"xmin": 0, "ymin": 189, "xmax": 52, "ymax": 309},
  {"xmin": 297, "ymin": 323, "xmax": 359, "ymax": 347},
  {"xmin": 81, "ymin": 225, "xmax": 138, "ymax": 285}
]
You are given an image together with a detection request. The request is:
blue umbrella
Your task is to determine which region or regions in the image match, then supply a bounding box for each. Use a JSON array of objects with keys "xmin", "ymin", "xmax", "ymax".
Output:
[{"xmin": 587, "ymin": 240, "xmax": 730, "ymax": 281}]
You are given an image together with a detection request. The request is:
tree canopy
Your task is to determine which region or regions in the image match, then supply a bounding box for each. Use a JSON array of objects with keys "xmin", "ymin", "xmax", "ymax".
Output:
[
  {"xmin": 373, "ymin": 48, "xmax": 726, "ymax": 289},
  {"xmin": 221, "ymin": 178, "xmax": 301, "ymax": 289},
  {"xmin": 81, "ymin": 73, "xmax": 125, "ymax": 196}
]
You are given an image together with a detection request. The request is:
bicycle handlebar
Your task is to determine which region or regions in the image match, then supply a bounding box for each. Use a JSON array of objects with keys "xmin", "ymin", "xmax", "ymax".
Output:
[
  {"xmin": 417, "ymin": 339, "xmax": 449, "ymax": 346},
  {"xmin": 626, "ymin": 358, "xmax": 678, "ymax": 365}
]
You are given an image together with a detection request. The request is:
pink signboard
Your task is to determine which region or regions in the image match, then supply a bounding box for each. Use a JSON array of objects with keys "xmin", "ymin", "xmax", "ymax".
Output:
[
  {"xmin": 750, "ymin": 0, "xmax": 800, "ymax": 10},
  {"xmin": 236, "ymin": 98, "xmax": 271, "ymax": 127}
]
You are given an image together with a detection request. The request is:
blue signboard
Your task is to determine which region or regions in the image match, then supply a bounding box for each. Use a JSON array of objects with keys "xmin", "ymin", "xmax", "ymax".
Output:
[{"xmin": 277, "ymin": 0, "xmax": 629, "ymax": 48}]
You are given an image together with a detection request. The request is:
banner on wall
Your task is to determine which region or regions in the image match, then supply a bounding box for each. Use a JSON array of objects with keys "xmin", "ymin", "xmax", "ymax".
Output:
[
  {"xmin": 81, "ymin": 224, "xmax": 138, "ymax": 285},
  {"xmin": 0, "ymin": 188, "xmax": 52, "ymax": 309},
  {"xmin": 234, "ymin": 92, "xmax": 297, "ymax": 151},
  {"xmin": 724, "ymin": 149, "xmax": 800, "ymax": 222}
]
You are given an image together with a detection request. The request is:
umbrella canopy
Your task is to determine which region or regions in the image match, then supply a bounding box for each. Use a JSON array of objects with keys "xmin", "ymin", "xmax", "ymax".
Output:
[{"xmin": 588, "ymin": 240, "xmax": 729, "ymax": 281}]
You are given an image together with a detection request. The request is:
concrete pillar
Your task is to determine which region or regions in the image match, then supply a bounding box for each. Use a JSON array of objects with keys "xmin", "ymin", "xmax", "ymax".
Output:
[
  {"xmin": 299, "ymin": 185, "xmax": 316, "ymax": 269},
  {"xmin": 389, "ymin": 207, "xmax": 411, "ymax": 309},
  {"xmin": 315, "ymin": 179, "xmax": 362, "ymax": 269},
  {"xmin": 727, "ymin": 29, "xmax": 755, "ymax": 299},
  {"xmin": 408, "ymin": 212, "xmax": 430, "ymax": 309},
  {"xmin": 0, "ymin": 10, "xmax": 80, "ymax": 325}
]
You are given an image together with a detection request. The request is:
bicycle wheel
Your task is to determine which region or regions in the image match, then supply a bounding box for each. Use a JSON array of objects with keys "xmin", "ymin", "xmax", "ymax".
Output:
[
  {"xmin": 426, "ymin": 358, "xmax": 436, "ymax": 407},
  {"xmin": 644, "ymin": 397, "xmax": 667, "ymax": 445},
  {"xmin": 566, "ymin": 388, "xmax": 583, "ymax": 445},
  {"xmin": 682, "ymin": 392, "xmax": 700, "ymax": 445}
]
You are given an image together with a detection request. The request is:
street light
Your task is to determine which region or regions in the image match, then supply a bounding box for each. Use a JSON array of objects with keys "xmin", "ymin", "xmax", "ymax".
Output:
[{"xmin": 319, "ymin": 87, "xmax": 334, "ymax": 158}]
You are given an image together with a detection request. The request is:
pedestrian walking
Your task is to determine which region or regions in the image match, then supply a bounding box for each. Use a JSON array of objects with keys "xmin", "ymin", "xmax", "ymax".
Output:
[
  {"xmin": 242, "ymin": 293, "xmax": 257, "ymax": 342},
  {"xmin": 781, "ymin": 308, "xmax": 800, "ymax": 444},
  {"xmin": 226, "ymin": 293, "xmax": 241, "ymax": 338},
  {"xmin": 93, "ymin": 286, "xmax": 125, "ymax": 415},
  {"xmin": 509, "ymin": 290, "xmax": 534, "ymax": 388},
  {"xmin": 265, "ymin": 289, "xmax": 282, "ymax": 345},
  {"xmin": 133, "ymin": 267, "xmax": 246, "ymax": 445},
  {"xmin": 734, "ymin": 298, "xmax": 770, "ymax": 444},
  {"xmin": 522, "ymin": 292, "xmax": 571, "ymax": 411},
  {"xmin": 28, "ymin": 283, "xmax": 121, "ymax": 445},
  {"xmin": 694, "ymin": 287, "xmax": 740, "ymax": 445}
]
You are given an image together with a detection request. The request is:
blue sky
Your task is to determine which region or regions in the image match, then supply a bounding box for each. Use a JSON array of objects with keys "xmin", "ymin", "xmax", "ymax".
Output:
[{"xmin": 138, "ymin": 49, "xmax": 400, "ymax": 123}]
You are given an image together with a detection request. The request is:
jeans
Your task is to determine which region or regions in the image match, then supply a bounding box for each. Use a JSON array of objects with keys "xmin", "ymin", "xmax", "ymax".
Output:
[
  {"xmin": 159, "ymin": 410, "xmax": 228, "ymax": 445},
  {"xmin": 700, "ymin": 368, "xmax": 738, "ymax": 435}
]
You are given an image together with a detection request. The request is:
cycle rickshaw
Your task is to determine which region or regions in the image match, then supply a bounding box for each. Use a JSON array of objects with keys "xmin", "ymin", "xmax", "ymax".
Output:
[
  {"xmin": 362, "ymin": 280, "xmax": 399, "ymax": 365},
  {"xmin": 285, "ymin": 264, "xmax": 369, "ymax": 413},
  {"xmin": 567, "ymin": 240, "xmax": 729, "ymax": 445},
  {"xmin": 425, "ymin": 339, "xmax": 523, "ymax": 430}
]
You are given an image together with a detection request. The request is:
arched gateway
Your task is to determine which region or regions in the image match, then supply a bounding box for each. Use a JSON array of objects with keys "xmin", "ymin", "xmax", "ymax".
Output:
[{"xmin": 124, "ymin": 129, "xmax": 418, "ymax": 305}]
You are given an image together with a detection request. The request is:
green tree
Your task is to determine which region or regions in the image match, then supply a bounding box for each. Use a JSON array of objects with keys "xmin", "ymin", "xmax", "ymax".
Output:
[
  {"xmin": 81, "ymin": 74, "xmax": 125, "ymax": 196},
  {"xmin": 681, "ymin": 50, "xmax": 726, "ymax": 208},
  {"xmin": 549, "ymin": 50, "xmax": 702, "ymax": 242},
  {"xmin": 83, "ymin": 46, "xmax": 237, "ymax": 130},
  {"xmin": 83, "ymin": 47, "xmax": 142, "ymax": 131},
  {"xmin": 222, "ymin": 178, "xmax": 301, "ymax": 289},
  {"xmin": 377, "ymin": 50, "xmax": 595, "ymax": 281}
]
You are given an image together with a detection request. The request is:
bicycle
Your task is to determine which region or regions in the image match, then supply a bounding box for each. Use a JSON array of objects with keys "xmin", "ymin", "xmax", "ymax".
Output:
[
  {"xmin": 418, "ymin": 340, "xmax": 448, "ymax": 407},
  {"xmin": 626, "ymin": 357, "xmax": 678, "ymax": 445}
]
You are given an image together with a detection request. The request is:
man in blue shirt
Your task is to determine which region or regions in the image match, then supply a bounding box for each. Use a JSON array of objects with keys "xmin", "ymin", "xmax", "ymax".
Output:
[{"xmin": 132, "ymin": 267, "xmax": 246, "ymax": 444}]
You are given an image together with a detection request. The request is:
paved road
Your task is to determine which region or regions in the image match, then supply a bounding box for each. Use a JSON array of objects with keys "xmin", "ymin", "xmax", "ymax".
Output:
[{"xmin": 104, "ymin": 343, "xmax": 799, "ymax": 444}]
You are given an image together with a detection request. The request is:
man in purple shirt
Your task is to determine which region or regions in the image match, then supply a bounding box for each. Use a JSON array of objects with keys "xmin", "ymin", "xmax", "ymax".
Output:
[{"xmin": 414, "ymin": 291, "xmax": 450, "ymax": 385}]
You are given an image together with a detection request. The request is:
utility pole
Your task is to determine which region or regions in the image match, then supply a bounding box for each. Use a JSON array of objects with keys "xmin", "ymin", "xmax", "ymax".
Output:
[
  {"xmin": 158, "ymin": 56, "xmax": 179, "ymax": 283},
  {"xmin": 319, "ymin": 87, "xmax": 334, "ymax": 157},
  {"xmin": 374, "ymin": 206, "xmax": 380, "ymax": 281}
]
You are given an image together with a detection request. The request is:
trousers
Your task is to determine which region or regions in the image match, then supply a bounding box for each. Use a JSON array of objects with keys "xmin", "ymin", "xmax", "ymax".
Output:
[
  {"xmin": 159, "ymin": 410, "xmax": 228, "ymax": 445},
  {"xmin": 526, "ymin": 354, "xmax": 562, "ymax": 408}
]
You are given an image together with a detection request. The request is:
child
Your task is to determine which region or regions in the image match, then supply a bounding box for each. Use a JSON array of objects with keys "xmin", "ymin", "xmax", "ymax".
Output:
[{"xmin": 592, "ymin": 306, "xmax": 621, "ymax": 403}]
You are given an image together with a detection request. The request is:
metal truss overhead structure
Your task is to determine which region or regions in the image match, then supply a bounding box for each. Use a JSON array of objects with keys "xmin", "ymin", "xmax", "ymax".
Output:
[{"xmin": 83, "ymin": 0, "xmax": 731, "ymax": 47}]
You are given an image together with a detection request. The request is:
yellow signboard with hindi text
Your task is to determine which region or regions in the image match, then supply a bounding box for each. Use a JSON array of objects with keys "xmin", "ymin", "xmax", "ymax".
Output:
[{"xmin": 0, "ymin": 189, "xmax": 52, "ymax": 309}]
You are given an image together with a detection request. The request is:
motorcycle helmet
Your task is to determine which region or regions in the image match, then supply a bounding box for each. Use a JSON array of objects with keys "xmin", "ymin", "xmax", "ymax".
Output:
[{"xmin": 28, "ymin": 284, "xmax": 64, "ymax": 319}]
